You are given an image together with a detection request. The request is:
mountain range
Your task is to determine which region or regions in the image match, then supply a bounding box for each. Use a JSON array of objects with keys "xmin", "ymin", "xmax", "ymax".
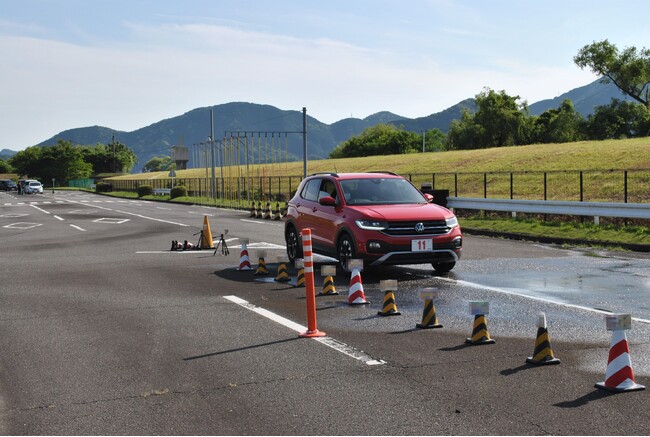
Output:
[{"xmin": 2, "ymin": 78, "xmax": 632, "ymax": 172}]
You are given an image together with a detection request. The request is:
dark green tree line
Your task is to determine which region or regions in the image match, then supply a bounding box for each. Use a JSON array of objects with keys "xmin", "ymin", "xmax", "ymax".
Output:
[{"xmin": 9, "ymin": 140, "xmax": 138, "ymax": 181}]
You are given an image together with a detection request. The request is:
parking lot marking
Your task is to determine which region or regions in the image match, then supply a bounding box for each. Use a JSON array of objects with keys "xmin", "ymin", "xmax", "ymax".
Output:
[
  {"xmin": 53, "ymin": 215, "xmax": 64, "ymax": 221},
  {"xmin": 65, "ymin": 200, "xmax": 190, "ymax": 227},
  {"xmin": 70, "ymin": 224, "xmax": 86, "ymax": 232},
  {"xmin": 224, "ymin": 295, "xmax": 385, "ymax": 366},
  {"xmin": 4, "ymin": 222, "xmax": 42, "ymax": 230},
  {"xmin": 439, "ymin": 277, "xmax": 650, "ymax": 325},
  {"xmin": 29, "ymin": 204, "xmax": 50, "ymax": 214}
]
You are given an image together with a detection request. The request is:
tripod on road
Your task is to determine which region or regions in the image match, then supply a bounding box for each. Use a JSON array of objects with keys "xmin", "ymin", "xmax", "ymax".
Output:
[{"xmin": 213, "ymin": 233, "xmax": 229, "ymax": 256}]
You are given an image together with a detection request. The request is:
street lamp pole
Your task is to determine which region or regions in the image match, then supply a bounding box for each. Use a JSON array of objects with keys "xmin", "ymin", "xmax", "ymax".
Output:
[{"xmin": 210, "ymin": 109, "xmax": 216, "ymax": 200}]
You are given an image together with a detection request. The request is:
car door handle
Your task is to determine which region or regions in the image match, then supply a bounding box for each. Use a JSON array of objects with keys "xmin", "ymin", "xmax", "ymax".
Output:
[{"xmin": 312, "ymin": 207, "xmax": 318, "ymax": 212}]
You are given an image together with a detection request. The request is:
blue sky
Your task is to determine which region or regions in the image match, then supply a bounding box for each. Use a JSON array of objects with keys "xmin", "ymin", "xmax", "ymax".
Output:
[{"xmin": 1, "ymin": 0, "xmax": 648, "ymax": 150}]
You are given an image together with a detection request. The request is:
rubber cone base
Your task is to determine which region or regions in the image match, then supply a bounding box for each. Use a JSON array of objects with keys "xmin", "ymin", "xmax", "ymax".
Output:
[
  {"xmin": 299, "ymin": 329, "xmax": 327, "ymax": 338},
  {"xmin": 595, "ymin": 381, "xmax": 645, "ymax": 393},
  {"xmin": 526, "ymin": 356, "xmax": 560, "ymax": 366},
  {"xmin": 465, "ymin": 337, "xmax": 496, "ymax": 345},
  {"xmin": 417, "ymin": 322, "xmax": 443, "ymax": 329}
]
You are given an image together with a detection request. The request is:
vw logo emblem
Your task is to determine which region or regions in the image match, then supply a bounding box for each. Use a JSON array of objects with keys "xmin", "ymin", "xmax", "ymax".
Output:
[{"xmin": 415, "ymin": 222, "xmax": 425, "ymax": 233}]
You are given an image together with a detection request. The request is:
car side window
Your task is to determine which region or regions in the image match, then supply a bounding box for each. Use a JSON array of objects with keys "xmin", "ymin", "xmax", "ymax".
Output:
[
  {"xmin": 318, "ymin": 180, "xmax": 337, "ymax": 201},
  {"xmin": 301, "ymin": 179, "xmax": 321, "ymax": 202}
]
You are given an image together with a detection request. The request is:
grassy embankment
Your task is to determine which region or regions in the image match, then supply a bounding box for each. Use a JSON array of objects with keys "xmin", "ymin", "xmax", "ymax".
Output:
[{"xmin": 107, "ymin": 138, "xmax": 650, "ymax": 248}]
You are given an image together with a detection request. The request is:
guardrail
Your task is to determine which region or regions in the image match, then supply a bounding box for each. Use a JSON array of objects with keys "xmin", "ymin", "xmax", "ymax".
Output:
[{"xmin": 447, "ymin": 197, "xmax": 650, "ymax": 221}]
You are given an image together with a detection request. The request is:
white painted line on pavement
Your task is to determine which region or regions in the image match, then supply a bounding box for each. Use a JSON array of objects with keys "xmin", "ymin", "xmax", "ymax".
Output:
[
  {"xmin": 223, "ymin": 295, "xmax": 385, "ymax": 366},
  {"xmin": 29, "ymin": 204, "xmax": 50, "ymax": 214},
  {"xmin": 70, "ymin": 224, "xmax": 86, "ymax": 232},
  {"xmin": 437, "ymin": 277, "xmax": 650, "ymax": 325},
  {"xmin": 53, "ymin": 215, "xmax": 64, "ymax": 221},
  {"xmin": 65, "ymin": 200, "xmax": 189, "ymax": 227}
]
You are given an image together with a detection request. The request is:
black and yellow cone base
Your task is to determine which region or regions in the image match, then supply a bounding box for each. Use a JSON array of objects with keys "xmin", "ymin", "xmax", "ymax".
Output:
[
  {"xmin": 294, "ymin": 268, "xmax": 305, "ymax": 287},
  {"xmin": 526, "ymin": 327, "xmax": 560, "ymax": 365},
  {"xmin": 416, "ymin": 299, "xmax": 443, "ymax": 329},
  {"xmin": 255, "ymin": 257, "xmax": 269, "ymax": 275},
  {"xmin": 465, "ymin": 315, "xmax": 496, "ymax": 345},
  {"xmin": 274, "ymin": 263, "xmax": 290, "ymax": 282},
  {"xmin": 319, "ymin": 275, "xmax": 338, "ymax": 295},
  {"xmin": 378, "ymin": 290, "xmax": 401, "ymax": 316}
]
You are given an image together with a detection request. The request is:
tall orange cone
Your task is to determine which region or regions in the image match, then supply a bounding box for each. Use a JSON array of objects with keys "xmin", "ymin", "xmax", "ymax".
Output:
[
  {"xmin": 200, "ymin": 215, "xmax": 214, "ymax": 249},
  {"xmin": 347, "ymin": 260, "xmax": 369, "ymax": 305},
  {"xmin": 595, "ymin": 314, "xmax": 645, "ymax": 393}
]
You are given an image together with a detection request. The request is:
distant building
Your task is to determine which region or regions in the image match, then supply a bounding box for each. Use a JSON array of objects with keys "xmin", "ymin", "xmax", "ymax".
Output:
[{"xmin": 171, "ymin": 146, "xmax": 189, "ymax": 170}]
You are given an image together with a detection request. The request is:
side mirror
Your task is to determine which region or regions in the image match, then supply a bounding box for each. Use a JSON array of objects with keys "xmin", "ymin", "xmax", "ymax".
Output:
[
  {"xmin": 319, "ymin": 195, "xmax": 336, "ymax": 206},
  {"xmin": 423, "ymin": 193, "xmax": 434, "ymax": 203}
]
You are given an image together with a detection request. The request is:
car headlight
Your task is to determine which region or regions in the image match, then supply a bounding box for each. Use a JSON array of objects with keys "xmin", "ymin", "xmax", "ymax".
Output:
[
  {"xmin": 446, "ymin": 216, "xmax": 459, "ymax": 228},
  {"xmin": 355, "ymin": 219, "xmax": 389, "ymax": 231}
]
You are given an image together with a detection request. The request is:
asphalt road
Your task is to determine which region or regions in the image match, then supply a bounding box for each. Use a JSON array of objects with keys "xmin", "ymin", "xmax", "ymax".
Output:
[{"xmin": 1, "ymin": 190, "xmax": 649, "ymax": 435}]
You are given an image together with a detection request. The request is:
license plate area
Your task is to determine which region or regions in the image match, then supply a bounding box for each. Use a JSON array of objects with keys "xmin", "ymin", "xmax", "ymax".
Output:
[{"xmin": 411, "ymin": 239, "xmax": 433, "ymax": 252}]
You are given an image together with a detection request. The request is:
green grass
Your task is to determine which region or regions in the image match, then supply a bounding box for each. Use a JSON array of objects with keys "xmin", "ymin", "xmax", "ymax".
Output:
[
  {"xmin": 108, "ymin": 137, "xmax": 650, "ymax": 181},
  {"xmin": 460, "ymin": 216, "xmax": 650, "ymax": 247},
  {"xmin": 102, "ymin": 137, "xmax": 650, "ymax": 249}
]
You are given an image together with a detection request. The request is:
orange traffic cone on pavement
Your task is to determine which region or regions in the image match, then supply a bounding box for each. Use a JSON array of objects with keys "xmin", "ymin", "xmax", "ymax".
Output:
[
  {"xmin": 526, "ymin": 313, "xmax": 560, "ymax": 365},
  {"xmin": 595, "ymin": 315, "xmax": 645, "ymax": 392},
  {"xmin": 200, "ymin": 215, "xmax": 214, "ymax": 249}
]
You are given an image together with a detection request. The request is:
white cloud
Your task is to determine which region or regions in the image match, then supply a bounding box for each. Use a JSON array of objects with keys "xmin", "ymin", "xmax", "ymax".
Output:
[{"xmin": 0, "ymin": 20, "xmax": 599, "ymax": 149}]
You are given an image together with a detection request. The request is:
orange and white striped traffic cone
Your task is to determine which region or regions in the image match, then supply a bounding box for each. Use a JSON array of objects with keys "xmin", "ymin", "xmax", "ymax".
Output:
[
  {"xmin": 347, "ymin": 268, "xmax": 369, "ymax": 305},
  {"xmin": 595, "ymin": 329, "xmax": 645, "ymax": 392}
]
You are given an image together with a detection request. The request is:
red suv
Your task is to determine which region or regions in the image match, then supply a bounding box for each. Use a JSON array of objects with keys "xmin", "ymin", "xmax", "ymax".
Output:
[{"xmin": 284, "ymin": 172, "xmax": 462, "ymax": 272}]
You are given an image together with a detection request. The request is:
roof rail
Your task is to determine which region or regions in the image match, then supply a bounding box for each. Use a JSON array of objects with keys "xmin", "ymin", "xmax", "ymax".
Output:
[
  {"xmin": 308, "ymin": 172, "xmax": 339, "ymax": 177},
  {"xmin": 368, "ymin": 171, "xmax": 398, "ymax": 175}
]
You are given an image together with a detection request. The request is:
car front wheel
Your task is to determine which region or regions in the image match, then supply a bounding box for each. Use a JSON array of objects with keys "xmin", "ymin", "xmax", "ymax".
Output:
[
  {"xmin": 432, "ymin": 261, "xmax": 455, "ymax": 273},
  {"xmin": 285, "ymin": 226, "xmax": 302, "ymax": 264},
  {"xmin": 337, "ymin": 233, "xmax": 356, "ymax": 270}
]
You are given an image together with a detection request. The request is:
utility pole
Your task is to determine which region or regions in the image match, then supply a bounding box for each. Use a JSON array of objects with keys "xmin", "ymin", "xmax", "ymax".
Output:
[
  {"xmin": 302, "ymin": 107, "xmax": 307, "ymax": 178},
  {"xmin": 210, "ymin": 109, "xmax": 216, "ymax": 200}
]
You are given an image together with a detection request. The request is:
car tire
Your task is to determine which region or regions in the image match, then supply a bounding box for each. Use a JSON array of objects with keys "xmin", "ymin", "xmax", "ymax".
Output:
[
  {"xmin": 337, "ymin": 233, "xmax": 356, "ymax": 270},
  {"xmin": 285, "ymin": 225, "xmax": 302, "ymax": 264},
  {"xmin": 432, "ymin": 261, "xmax": 455, "ymax": 273}
]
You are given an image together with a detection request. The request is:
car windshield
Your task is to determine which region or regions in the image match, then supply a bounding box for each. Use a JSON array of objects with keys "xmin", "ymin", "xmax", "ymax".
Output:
[{"xmin": 340, "ymin": 178, "xmax": 426, "ymax": 205}]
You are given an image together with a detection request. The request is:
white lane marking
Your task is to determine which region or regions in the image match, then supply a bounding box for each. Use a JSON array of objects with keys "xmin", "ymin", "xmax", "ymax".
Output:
[
  {"xmin": 53, "ymin": 215, "xmax": 64, "ymax": 221},
  {"xmin": 437, "ymin": 277, "xmax": 650, "ymax": 325},
  {"xmin": 29, "ymin": 204, "xmax": 50, "ymax": 214},
  {"xmin": 65, "ymin": 200, "xmax": 189, "ymax": 227},
  {"xmin": 70, "ymin": 224, "xmax": 86, "ymax": 232},
  {"xmin": 240, "ymin": 219, "xmax": 267, "ymax": 224},
  {"xmin": 223, "ymin": 295, "xmax": 385, "ymax": 366}
]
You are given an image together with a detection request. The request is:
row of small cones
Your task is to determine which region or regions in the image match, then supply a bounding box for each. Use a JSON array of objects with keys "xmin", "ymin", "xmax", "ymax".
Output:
[
  {"xmin": 237, "ymin": 243, "xmax": 644, "ymax": 394},
  {"xmin": 249, "ymin": 201, "xmax": 287, "ymax": 220}
]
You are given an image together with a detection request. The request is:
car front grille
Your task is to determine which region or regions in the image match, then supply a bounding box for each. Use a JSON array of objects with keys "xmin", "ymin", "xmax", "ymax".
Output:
[{"xmin": 382, "ymin": 220, "xmax": 450, "ymax": 236}]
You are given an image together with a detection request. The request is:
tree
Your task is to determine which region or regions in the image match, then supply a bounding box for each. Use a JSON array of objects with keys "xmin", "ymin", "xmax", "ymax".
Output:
[
  {"xmin": 574, "ymin": 40, "xmax": 650, "ymax": 109},
  {"xmin": 329, "ymin": 124, "xmax": 422, "ymax": 158},
  {"xmin": 142, "ymin": 156, "xmax": 173, "ymax": 172},
  {"xmin": 445, "ymin": 88, "xmax": 531, "ymax": 150},
  {"xmin": 586, "ymin": 99, "xmax": 650, "ymax": 139},
  {"xmin": 0, "ymin": 159, "xmax": 13, "ymax": 173},
  {"xmin": 9, "ymin": 141, "xmax": 92, "ymax": 181},
  {"xmin": 533, "ymin": 99, "xmax": 585, "ymax": 143}
]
